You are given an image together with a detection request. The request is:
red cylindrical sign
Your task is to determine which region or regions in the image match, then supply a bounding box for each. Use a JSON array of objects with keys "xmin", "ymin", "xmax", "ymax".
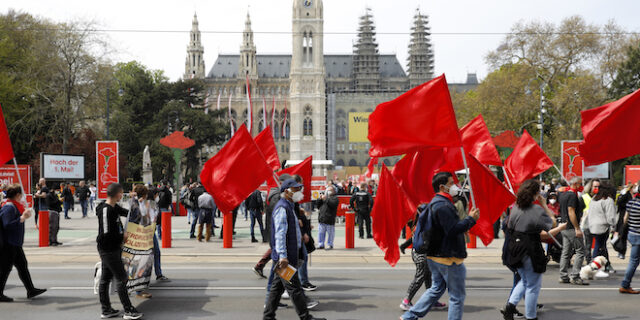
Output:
[
  {"xmin": 223, "ymin": 213, "xmax": 233, "ymax": 248},
  {"xmin": 38, "ymin": 211, "xmax": 49, "ymax": 247},
  {"xmin": 345, "ymin": 211, "xmax": 355, "ymax": 249},
  {"xmin": 161, "ymin": 211, "xmax": 171, "ymax": 248}
]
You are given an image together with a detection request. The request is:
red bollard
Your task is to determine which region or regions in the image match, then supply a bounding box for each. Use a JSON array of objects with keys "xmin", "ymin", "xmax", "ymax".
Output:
[
  {"xmin": 467, "ymin": 233, "xmax": 477, "ymax": 249},
  {"xmin": 38, "ymin": 211, "xmax": 49, "ymax": 247},
  {"xmin": 161, "ymin": 211, "xmax": 171, "ymax": 248},
  {"xmin": 223, "ymin": 212, "xmax": 233, "ymax": 248},
  {"xmin": 345, "ymin": 211, "xmax": 355, "ymax": 249}
]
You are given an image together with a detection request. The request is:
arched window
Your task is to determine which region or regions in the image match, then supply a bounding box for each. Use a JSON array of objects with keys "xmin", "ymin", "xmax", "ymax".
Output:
[
  {"xmin": 229, "ymin": 109, "xmax": 238, "ymax": 134},
  {"xmin": 258, "ymin": 110, "xmax": 265, "ymax": 131},
  {"xmin": 337, "ymin": 120, "xmax": 346, "ymax": 140},
  {"xmin": 336, "ymin": 159, "xmax": 345, "ymax": 166},
  {"xmin": 348, "ymin": 159, "xmax": 358, "ymax": 166},
  {"xmin": 273, "ymin": 120, "xmax": 280, "ymax": 141},
  {"xmin": 303, "ymin": 105, "xmax": 313, "ymax": 136},
  {"xmin": 284, "ymin": 121, "xmax": 290, "ymax": 139}
]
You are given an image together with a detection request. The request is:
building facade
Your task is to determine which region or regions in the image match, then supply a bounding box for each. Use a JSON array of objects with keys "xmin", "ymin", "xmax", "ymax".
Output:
[{"xmin": 186, "ymin": 1, "xmax": 478, "ymax": 168}]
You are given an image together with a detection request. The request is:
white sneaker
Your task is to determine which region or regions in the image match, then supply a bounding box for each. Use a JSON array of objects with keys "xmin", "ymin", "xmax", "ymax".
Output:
[
  {"xmin": 595, "ymin": 270, "xmax": 609, "ymax": 279},
  {"xmin": 282, "ymin": 291, "xmax": 290, "ymax": 299}
]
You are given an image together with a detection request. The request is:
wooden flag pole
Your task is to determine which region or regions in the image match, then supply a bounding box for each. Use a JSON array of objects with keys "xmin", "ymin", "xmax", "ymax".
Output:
[
  {"xmin": 12, "ymin": 157, "xmax": 26, "ymax": 203},
  {"xmin": 460, "ymin": 146, "xmax": 477, "ymax": 209}
]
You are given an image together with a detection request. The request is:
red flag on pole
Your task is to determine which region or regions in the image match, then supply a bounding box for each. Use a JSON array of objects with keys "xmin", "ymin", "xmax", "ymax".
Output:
[
  {"xmin": 254, "ymin": 126, "xmax": 280, "ymax": 171},
  {"xmin": 364, "ymin": 157, "xmax": 378, "ymax": 178},
  {"xmin": 199, "ymin": 124, "xmax": 273, "ymax": 215},
  {"xmin": 392, "ymin": 147, "xmax": 446, "ymax": 208},
  {"xmin": 579, "ymin": 89, "xmax": 640, "ymax": 166},
  {"xmin": 466, "ymin": 153, "xmax": 515, "ymax": 246},
  {"xmin": 371, "ymin": 165, "xmax": 417, "ymax": 267},
  {"xmin": 0, "ymin": 104, "xmax": 14, "ymax": 165},
  {"xmin": 276, "ymin": 156, "xmax": 312, "ymax": 203},
  {"xmin": 440, "ymin": 115, "xmax": 502, "ymax": 172},
  {"xmin": 368, "ymin": 74, "xmax": 461, "ymax": 157},
  {"xmin": 504, "ymin": 130, "xmax": 554, "ymax": 185}
]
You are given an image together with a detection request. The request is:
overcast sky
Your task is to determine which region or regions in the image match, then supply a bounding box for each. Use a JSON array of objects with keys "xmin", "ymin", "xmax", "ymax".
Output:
[{"xmin": 4, "ymin": 0, "xmax": 640, "ymax": 83}]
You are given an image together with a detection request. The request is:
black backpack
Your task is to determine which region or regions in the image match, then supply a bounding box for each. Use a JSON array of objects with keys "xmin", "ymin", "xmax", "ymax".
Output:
[
  {"xmin": 412, "ymin": 202, "xmax": 438, "ymax": 254},
  {"xmin": 158, "ymin": 188, "xmax": 172, "ymax": 208}
]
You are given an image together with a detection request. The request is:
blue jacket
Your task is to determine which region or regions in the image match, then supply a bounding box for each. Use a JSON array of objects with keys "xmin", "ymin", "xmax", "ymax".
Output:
[
  {"xmin": 0, "ymin": 202, "xmax": 25, "ymax": 247},
  {"xmin": 270, "ymin": 198, "xmax": 300, "ymax": 267},
  {"xmin": 427, "ymin": 194, "xmax": 476, "ymax": 259}
]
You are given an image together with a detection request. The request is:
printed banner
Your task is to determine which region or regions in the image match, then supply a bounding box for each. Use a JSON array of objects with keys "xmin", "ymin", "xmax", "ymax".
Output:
[
  {"xmin": 310, "ymin": 176, "xmax": 326, "ymax": 200},
  {"xmin": 0, "ymin": 164, "xmax": 32, "ymax": 207},
  {"xmin": 336, "ymin": 195, "xmax": 352, "ymax": 217},
  {"xmin": 41, "ymin": 154, "xmax": 85, "ymax": 179},
  {"xmin": 561, "ymin": 140, "xmax": 609, "ymax": 180},
  {"xmin": 122, "ymin": 222, "xmax": 155, "ymax": 293},
  {"xmin": 348, "ymin": 112, "xmax": 371, "ymax": 142},
  {"xmin": 96, "ymin": 141, "xmax": 119, "ymax": 200},
  {"xmin": 625, "ymin": 165, "xmax": 640, "ymax": 185}
]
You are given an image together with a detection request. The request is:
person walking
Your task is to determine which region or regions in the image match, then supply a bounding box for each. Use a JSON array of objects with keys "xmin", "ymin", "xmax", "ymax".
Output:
[
  {"xmin": 581, "ymin": 179, "xmax": 600, "ymax": 263},
  {"xmin": 45, "ymin": 186, "xmax": 63, "ymax": 246},
  {"xmin": 89, "ymin": 183, "xmax": 96, "ymax": 211},
  {"xmin": 263, "ymin": 179, "xmax": 324, "ymax": 320},
  {"xmin": 619, "ymin": 189, "xmax": 640, "ymax": 294},
  {"xmin": 317, "ymin": 186, "xmax": 338, "ymax": 250},
  {"xmin": 350, "ymin": 184, "xmax": 373, "ymax": 239},
  {"xmin": 95, "ymin": 183, "xmax": 143, "ymax": 319},
  {"xmin": 558, "ymin": 176, "xmax": 589, "ymax": 285},
  {"xmin": 502, "ymin": 179, "xmax": 563, "ymax": 320},
  {"xmin": 189, "ymin": 183, "xmax": 206, "ymax": 239},
  {"xmin": 400, "ymin": 172, "xmax": 479, "ymax": 320},
  {"xmin": 246, "ymin": 189, "xmax": 266, "ymax": 243},
  {"xmin": 197, "ymin": 191, "xmax": 216, "ymax": 241},
  {"xmin": 0, "ymin": 184, "xmax": 47, "ymax": 302},
  {"xmin": 586, "ymin": 184, "xmax": 618, "ymax": 277},
  {"xmin": 75, "ymin": 180, "xmax": 91, "ymax": 218},
  {"xmin": 62, "ymin": 182, "xmax": 74, "ymax": 219}
]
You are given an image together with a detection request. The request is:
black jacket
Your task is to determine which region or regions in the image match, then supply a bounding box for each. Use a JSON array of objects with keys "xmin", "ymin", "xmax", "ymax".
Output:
[
  {"xmin": 95, "ymin": 202, "xmax": 128, "ymax": 252},
  {"xmin": 350, "ymin": 191, "xmax": 373, "ymax": 214},
  {"xmin": 62, "ymin": 187, "xmax": 74, "ymax": 202},
  {"xmin": 190, "ymin": 186, "xmax": 206, "ymax": 209},
  {"xmin": 245, "ymin": 190, "xmax": 264, "ymax": 211},
  {"xmin": 317, "ymin": 195, "xmax": 339, "ymax": 225},
  {"xmin": 426, "ymin": 195, "xmax": 476, "ymax": 259},
  {"xmin": 46, "ymin": 191, "xmax": 63, "ymax": 212},
  {"xmin": 75, "ymin": 186, "xmax": 91, "ymax": 201}
]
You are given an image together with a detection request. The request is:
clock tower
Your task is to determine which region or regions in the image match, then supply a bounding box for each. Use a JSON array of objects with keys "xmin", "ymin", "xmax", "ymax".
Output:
[{"xmin": 290, "ymin": 0, "xmax": 326, "ymax": 162}]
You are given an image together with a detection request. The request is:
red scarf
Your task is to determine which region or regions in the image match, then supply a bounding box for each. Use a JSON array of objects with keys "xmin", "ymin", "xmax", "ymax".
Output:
[
  {"xmin": 6, "ymin": 199, "xmax": 25, "ymax": 215},
  {"xmin": 436, "ymin": 192, "xmax": 454, "ymax": 203}
]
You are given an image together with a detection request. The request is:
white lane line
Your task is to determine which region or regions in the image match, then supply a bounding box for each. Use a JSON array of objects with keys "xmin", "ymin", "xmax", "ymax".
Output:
[{"xmin": 49, "ymin": 286, "xmax": 264, "ymax": 290}]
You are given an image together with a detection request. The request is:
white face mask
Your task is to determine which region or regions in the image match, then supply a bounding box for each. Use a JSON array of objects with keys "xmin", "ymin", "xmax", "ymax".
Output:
[
  {"xmin": 447, "ymin": 184, "xmax": 461, "ymax": 197},
  {"xmin": 633, "ymin": 186, "xmax": 639, "ymax": 194},
  {"xmin": 291, "ymin": 190, "xmax": 304, "ymax": 203},
  {"xmin": 549, "ymin": 199, "xmax": 557, "ymax": 205}
]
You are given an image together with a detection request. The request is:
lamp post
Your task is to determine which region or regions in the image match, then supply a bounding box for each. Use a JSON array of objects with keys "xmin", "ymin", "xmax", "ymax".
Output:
[{"xmin": 106, "ymin": 79, "xmax": 124, "ymax": 140}]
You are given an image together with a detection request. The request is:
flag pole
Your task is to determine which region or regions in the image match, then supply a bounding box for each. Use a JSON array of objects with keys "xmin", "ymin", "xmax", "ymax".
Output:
[
  {"xmin": 12, "ymin": 157, "xmax": 27, "ymax": 203},
  {"xmin": 552, "ymin": 164, "xmax": 570, "ymax": 185},
  {"xmin": 502, "ymin": 167, "xmax": 515, "ymax": 194},
  {"xmin": 460, "ymin": 146, "xmax": 476, "ymax": 209}
]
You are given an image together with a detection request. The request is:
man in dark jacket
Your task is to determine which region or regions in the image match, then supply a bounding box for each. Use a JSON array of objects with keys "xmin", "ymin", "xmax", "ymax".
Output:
[
  {"xmin": 401, "ymin": 172, "xmax": 479, "ymax": 320},
  {"xmin": 317, "ymin": 186, "xmax": 338, "ymax": 250},
  {"xmin": 350, "ymin": 184, "xmax": 373, "ymax": 239},
  {"xmin": 95, "ymin": 183, "xmax": 143, "ymax": 319},
  {"xmin": 75, "ymin": 180, "xmax": 91, "ymax": 218},
  {"xmin": 62, "ymin": 183, "xmax": 74, "ymax": 219},
  {"xmin": 245, "ymin": 189, "xmax": 266, "ymax": 243},
  {"xmin": 189, "ymin": 183, "xmax": 206, "ymax": 239},
  {"xmin": 46, "ymin": 188, "xmax": 63, "ymax": 246}
]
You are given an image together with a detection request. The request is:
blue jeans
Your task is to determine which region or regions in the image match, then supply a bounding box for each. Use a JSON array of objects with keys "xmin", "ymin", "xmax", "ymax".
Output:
[
  {"xmin": 508, "ymin": 256, "xmax": 543, "ymax": 319},
  {"xmin": 63, "ymin": 200, "xmax": 72, "ymax": 218},
  {"xmin": 592, "ymin": 232, "xmax": 609, "ymax": 262},
  {"xmin": 187, "ymin": 208, "xmax": 195, "ymax": 224},
  {"xmin": 89, "ymin": 196, "xmax": 95, "ymax": 210},
  {"xmin": 79, "ymin": 199, "xmax": 88, "ymax": 217},
  {"xmin": 318, "ymin": 223, "xmax": 335, "ymax": 247},
  {"xmin": 402, "ymin": 259, "xmax": 466, "ymax": 320},
  {"xmin": 189, "ymin": 208, "xmax": 200, "ymax": 236},
  {"xmin": 153, "ymin": 234, "xmax": 162, "ymax": 277},
  {"xmin": 265, "ymin": 262, "xmax": 276, "ymax": 304},
  {"xmin": 622, "ymin": 233, "xmax": 640, "ymax": 289},
  {"xmin": 298, "ymin": 245, "xmax": 309, "ymax": 285}
]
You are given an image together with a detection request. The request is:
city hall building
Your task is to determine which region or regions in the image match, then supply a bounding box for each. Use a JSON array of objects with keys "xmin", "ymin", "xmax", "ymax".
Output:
[{"xmin": 184, "ymin": 0, "xmax": 478, "ymax": 171}]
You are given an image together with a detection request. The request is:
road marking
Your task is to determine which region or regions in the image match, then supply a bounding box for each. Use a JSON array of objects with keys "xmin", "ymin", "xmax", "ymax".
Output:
[
  {"xmin": 468, "ymin": 287, "xmax": 620, "ymax": 291},
  {"xmin": 49, "ymin": 286, "xmax": 265, "ymax": 290},
  {"xmin": 46, "ymin": 286, "xmax": 619, "ymax": 292}
]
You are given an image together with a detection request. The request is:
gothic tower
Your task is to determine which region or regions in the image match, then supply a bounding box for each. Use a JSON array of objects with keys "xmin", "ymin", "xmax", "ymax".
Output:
[
  {"xmin": 290, "ymin": 0, "xmax": 326, "ymax": 161},
  {"xmin": 239, "ymin": 12, "xmax": 258, "ymax": 79},
  {"xmin": 407, "ymin": 9, "xmax": 434, "ymax": 88},
  {"xmin": 353, "ymin": 8, "xmax": 380, "ymax": 91},
  {"xmin": 184, "ymin": 13, "xmax": 205, "ymax": 79}
]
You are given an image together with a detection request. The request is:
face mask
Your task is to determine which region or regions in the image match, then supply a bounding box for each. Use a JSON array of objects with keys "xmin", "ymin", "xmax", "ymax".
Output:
[
  {"xmin": 448, "ymin": 184, "xmax": 461, "ymax": 197},
  {"xmin": 592, "ymin": 187, "xmax": 599, "ymax": 195},
  {"xmin": 292, "ymin": 191, "xmax": 304, "ymax": 203},
  {"xmin": 633, "ymin": 186, "xmax": 639, "ymax": 194},
  {"xmin": 577, "ymin": 186, "xmax": 584, "ymax": 193},
  {"xmin": 549, "ymin": 199, "xmax": 557, "ymax": 205}
]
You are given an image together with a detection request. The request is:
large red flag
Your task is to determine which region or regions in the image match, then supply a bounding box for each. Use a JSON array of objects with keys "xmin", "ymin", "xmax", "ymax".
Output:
[
  {"xmin": 368, "ymin": 75, "xmax": 461, "ymax": 157},
  {"xmin": 200, "ymin": 124, "xmax": 273, "ymax": 215},
  {"xmin": 276, "ymin": 156, "xmax": 312, "ymax": 203},
  {"xmin": 579, "ymin": 89, "xmax": 640, "ymax": 166},
  {"xmin": 0, "ymin": 104, "xmax": 14, "ymax": 165},
  {"xmin": 440, "ymin": 114, "xmax": 502, "ymax": 172},
  {"xmin": 466, "ymin": 154, "xmax": 516, "ymax": 246},
  {"xmin": 254, "ymin": 126, "xmax": 280, "ymax": 171},
  {"xmin": 364, "ymin": 157, "xmax": 378, "ymax": 178},
  {"xmin": 392, "ymin": 147, "xmax": 445, "ymax": 208},
  {"xmin": 371, "ymin": 165, "xmax": 417, "ymax": 267},
  {"xmin": 504, "ymin": 130, "xmax": 553, "ymax": 185}
]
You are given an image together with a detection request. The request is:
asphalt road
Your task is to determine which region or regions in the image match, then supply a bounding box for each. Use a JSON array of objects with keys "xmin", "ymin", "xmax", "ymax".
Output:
[{"xmin": 2, "ymin": 262, "xmax": 638, "ymax": 320}]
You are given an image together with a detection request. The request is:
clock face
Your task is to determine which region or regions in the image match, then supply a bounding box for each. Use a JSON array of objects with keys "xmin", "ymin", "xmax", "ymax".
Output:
[{"xmin": 303, "ymin": 0, "xmax": 312, "ymax": 8}]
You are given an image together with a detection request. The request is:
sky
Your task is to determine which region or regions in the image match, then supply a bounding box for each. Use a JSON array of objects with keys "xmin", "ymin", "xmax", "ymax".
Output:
[{"xmin": 3, "ymin": 0, "xmax": 640, "ymax": 83}]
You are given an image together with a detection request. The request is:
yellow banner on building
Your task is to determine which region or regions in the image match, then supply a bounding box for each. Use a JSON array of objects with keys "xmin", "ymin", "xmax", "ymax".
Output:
[{"xmin": 348, "ymin": 112, "xmax": 371, "ymax": 142}]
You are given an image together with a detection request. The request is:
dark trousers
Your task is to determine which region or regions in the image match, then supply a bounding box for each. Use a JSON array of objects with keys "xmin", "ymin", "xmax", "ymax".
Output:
[
  {"xmin": 263, "ymin": 269, "xmax": 310, "ymax": 320},
  {"xmin": 0, "ymin": 245, "xmax": 36, "ymax": 295},
  {"xmin": 255, "ymin": 249, "xmax": 272, "ymax": 271},
  {"xmin": 357, "ymin": 212, "xmax": 372, "ymax": 237},
  {"xmin": 98, "ymin": 249, "xmax": 134, "ymax": 312},
  {"xmin": 250, "ymin": 209, "xmax": 265, "ymax": 239}
]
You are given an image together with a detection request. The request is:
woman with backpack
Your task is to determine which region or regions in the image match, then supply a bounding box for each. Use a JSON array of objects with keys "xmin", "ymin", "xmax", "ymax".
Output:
[{"xmin": 586, "ymin": 184, "xmax": 618, "ymax": 276}]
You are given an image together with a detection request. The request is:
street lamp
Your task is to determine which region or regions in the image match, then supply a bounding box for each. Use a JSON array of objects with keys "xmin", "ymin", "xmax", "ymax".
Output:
[
  {"xmin": 106, "ymin": 78, "xmax": 124, "ymax": 140},
  {"xmin": 525, "ymin": 77, "xmax": 547, "ymax": 149}
]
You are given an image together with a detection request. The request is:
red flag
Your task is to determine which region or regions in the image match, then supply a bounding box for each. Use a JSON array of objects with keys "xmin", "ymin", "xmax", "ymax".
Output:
[
  {"xmin": 504, "ymin": 130, "xmax": 553, "ymax": 185},
  {"xmin": 392, "ymin": 147, "xmax": 445, "ymax": 208},
  {"xmin": 364, "ymin": 157, "xmax": 378, "ymax": 178},
  {"xmin": 254, "ymin": 126, "xmax": 280, "ymax": 171},
  {"xmin": 579, "ymin": 89, "xmax": 640, "ymax": 166},
  {"xmin": 440, "ymin": 114, "xmax": 502, "ymax": 172},
  {"xmin": 277, "ymin": 156, "xmax": 312, "ymax": 203},
  {"xmin": 368, "ymin": 74, "xmax": 461, "ymax": 157},
  {"xmin": 466, "ymin": 153, "xmax": 515, "ymax": 246},
  {"xmin": 0, "ymin": 104, "xmax": 14, "ymax": 165},
  {"xmin": 371, "ymin": 165, "xmax": 417, "ymax": 267},
  {"xmin": 199, "ymin": 124, "xmax": 273, "ymax": 215}
]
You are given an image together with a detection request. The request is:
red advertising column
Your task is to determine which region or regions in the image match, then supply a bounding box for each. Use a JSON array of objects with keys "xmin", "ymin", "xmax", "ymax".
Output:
[
  {"xmin": 223, "ymin": 213, "xmax": 233, "ymax": 248},
  {"xmin": 161, "ymin": 211, "xmax": 171, "ymax": 248},
  {"xmin": 96, "ymin": 141, "xmax": 119, "ymax": 201},
  {"xmin": 467, "ymin": 234, "xmax": 477, "ymax": 249},
  {"xmin": 38, "ymin": 211, "xmax": 49, "ymax": 247},
  {"xmin": 345, "ymin": 211, "xmax": 355, "ymax": 249}
]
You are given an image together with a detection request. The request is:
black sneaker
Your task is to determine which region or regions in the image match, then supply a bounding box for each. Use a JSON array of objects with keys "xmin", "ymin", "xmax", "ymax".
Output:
[
  {"xmin": 123, "ymin": 308, "xmax": 143, "ymax": 320},
  {"xmin": 0, "ymin": 295, "xmax": 13, "ymax": 302},
  {"xmin": 156, "ymin": 275, "xmax": 170, "ymax": 282},
  {"xmin": 100, "ymin": 308, "xmax": 120, "ymax": 318},
  {"xmin": 558, "ymin": 277, "xmax": 570, "ymax": 284},
  {"xmin": 302, "ymin": 283, "xmax": 317, "ymax": 291},
  {"xmin": 27, "ymin": 288, "xmax": 46, "ymax": 299},
  {"xmin": 253, "ymin": 267, "xmax": 266, "ymax": 279}
]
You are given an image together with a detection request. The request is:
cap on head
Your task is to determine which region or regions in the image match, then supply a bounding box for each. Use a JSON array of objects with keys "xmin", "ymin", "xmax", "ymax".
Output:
[{"xmin": 280, "ymin": 179, "xmax": 303, "ymax": 192}]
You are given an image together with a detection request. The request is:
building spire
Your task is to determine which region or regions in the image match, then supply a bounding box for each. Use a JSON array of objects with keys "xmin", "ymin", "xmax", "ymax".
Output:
[
  {"xmin": 239, "ymin": 10, "xmax": 257, "ymax": 79},
  {"xmin": 407, "ymin": 8, "xmax": 434, "ymax": 88},
  {"xmin": 352, "ymin": 7, "xmax": 381, "ymax": 91},
  {"xmin": 184, "ymin": 12, "xmax": 205, "ymax": 79}
]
